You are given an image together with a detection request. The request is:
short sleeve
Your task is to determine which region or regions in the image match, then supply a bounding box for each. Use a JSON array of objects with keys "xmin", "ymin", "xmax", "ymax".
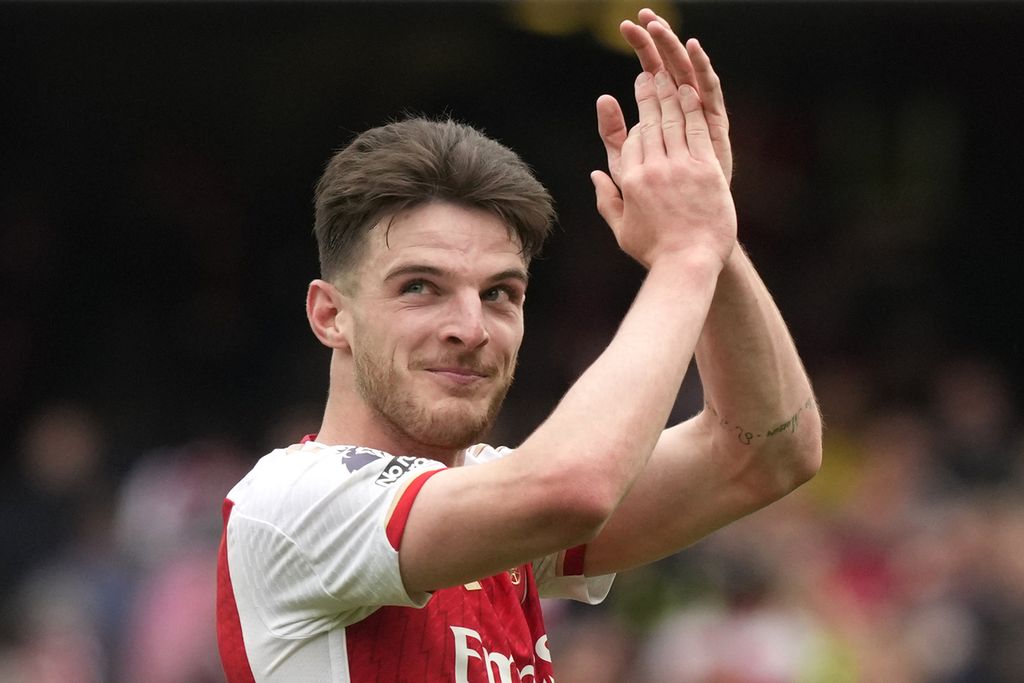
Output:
[
  {"xmin": 532, "ymin": 545, "xmax": 615, "ymax": 604},
  {"xmin": 224, "ymin": 444, "xmax": 445, "ymax": 635}
]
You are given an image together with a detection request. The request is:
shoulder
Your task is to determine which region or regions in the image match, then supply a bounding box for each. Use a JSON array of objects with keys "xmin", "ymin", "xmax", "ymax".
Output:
[{"xmin": 228, "ymin": 442, "xmax": 445, "ymax": 521}]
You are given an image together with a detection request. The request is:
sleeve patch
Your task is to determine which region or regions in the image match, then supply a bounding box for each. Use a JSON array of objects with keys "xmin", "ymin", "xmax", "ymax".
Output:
[
  {"xmin": 341, "ymin": 446, "xmax": 386, "ymax": 473},
  {"xmin": 375, "ymin": 455, "xmax": 433, "ymax": 487}
]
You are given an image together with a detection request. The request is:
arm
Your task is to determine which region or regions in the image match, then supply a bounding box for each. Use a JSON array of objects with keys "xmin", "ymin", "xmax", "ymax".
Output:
[
  {"xmin": 399, "ymin": 69, "xmax": 737, "ymax": 594},
  {"xmin": 584, "ymin": 245, "xmax": 821, "ymax": 574},
  {"xmin": 582, "ymin": 12, "xmax": 822, "ymax": 575}
]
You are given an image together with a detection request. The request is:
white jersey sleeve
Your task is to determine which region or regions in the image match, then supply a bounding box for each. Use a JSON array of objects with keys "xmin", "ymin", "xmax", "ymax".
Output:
[
  {"xmin": 462, "ymin": 444, "xmax": 615, "ymax": 605},
  {"xmin": 223, "ymin": 441, "xmax": 445, "ymax": 636}
]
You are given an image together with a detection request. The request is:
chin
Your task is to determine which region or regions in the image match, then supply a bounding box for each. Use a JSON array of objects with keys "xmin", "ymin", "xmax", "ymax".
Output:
[
  {"xmin": 415, "ymin": 408, "xmax": 492, "ymax": 450},
  {"xmin": 400, "ymin": 393, "xmax": 506, "ymax": 449},
  {"xmin": 364, "ymin": 374, "xmax": 510, "ymax": 452}
]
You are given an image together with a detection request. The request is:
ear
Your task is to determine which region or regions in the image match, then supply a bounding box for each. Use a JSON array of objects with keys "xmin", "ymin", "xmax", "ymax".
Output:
[{"xmin": 306, "ymin": 279, "xmax": 351, "ymax": 350}]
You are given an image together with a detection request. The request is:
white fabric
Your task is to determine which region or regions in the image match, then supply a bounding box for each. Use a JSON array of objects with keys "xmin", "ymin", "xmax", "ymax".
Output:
[{"xmin": 223, "ymin": 441, "xmax": 612, "ymax": 682}]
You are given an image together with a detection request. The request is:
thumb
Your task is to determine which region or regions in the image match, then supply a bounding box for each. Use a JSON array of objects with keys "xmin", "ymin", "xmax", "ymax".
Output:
[
  {"xmin": 596, "ymin": 95, "xmax": 627, "ymax": 182},
  {"xmin": 591, "ymin": 170, "xmax": 623, "ymax": 229}
]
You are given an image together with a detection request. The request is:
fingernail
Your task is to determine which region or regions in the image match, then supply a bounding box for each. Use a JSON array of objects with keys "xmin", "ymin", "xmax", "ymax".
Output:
[
  {"xmin": 636, "ymin": 72, "xmax": 652, "ymax": 85},
  {"xmin": 655, "ymin": 71, "xmax": 670, "ymax": 87}
]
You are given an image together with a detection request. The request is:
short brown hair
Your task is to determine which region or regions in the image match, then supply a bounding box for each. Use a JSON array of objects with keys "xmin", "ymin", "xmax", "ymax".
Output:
[{"xmin": 313, "ymin": 117, "xmax": 555, "ymax": 283}]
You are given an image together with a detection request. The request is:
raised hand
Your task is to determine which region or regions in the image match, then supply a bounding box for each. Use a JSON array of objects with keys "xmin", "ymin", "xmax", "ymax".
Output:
[
  {"xmin": 599, "ymin": 9, "xmax": 733, "ymax": 184},
  {"xmin": 591, "ymin": 69, "xmax": 736, "ymax": 270}
]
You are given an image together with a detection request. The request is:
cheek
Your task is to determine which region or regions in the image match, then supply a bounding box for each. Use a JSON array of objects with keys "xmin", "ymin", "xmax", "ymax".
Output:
[
  {"xmin": 352, "ymin": 335, "xmax": 394, "ymax": 380},
  {"xmin": 492, "ymin": 317, "xmax": 525, "ymax": 360},
  {"xmin": 353, "ymin": 309, "xmax": 421, "ymax": 359},
  {"xmin": 395, "ymin": 314, "xmax": 437, "ymax": 351}
]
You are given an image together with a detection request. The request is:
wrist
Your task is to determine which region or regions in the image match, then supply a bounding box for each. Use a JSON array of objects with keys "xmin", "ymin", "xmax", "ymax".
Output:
[{"xmin": 648, "ymin": 245, "xmax": 729, "ymax": 278}]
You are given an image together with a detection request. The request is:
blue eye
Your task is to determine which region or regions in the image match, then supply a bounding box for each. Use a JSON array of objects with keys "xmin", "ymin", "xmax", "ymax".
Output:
[
  {"xmin": 401, "ymin": 280, "xmax": 427, "ymax": 295},
  {"xmin": 483, "ymin": 286, "xmax": 523, "ymax": 304},
  {"xmin": 482, "ymin": 287, "xmax": 505, "ymax": 302}
]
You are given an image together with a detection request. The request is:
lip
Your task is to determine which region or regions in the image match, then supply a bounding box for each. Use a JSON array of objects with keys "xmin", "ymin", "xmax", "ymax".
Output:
[{"xmin": 426, "ymin": 367, "xmax": 488, "ymax": 385}]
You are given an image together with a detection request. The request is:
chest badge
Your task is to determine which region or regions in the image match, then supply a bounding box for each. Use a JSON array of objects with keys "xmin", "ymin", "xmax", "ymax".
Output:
[{"xmin": 507, "ymin": 566, "xmax": 522, "ymax": 585}]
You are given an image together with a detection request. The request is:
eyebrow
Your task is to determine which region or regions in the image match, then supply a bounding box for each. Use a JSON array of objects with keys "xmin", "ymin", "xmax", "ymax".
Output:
[
  {"xmin": 383, "ymin": 264, "xmax": 446, "ymax": 283},
  {"xmin": 383, "ymin": 264, "xmax": 529, "ymax": 286}
]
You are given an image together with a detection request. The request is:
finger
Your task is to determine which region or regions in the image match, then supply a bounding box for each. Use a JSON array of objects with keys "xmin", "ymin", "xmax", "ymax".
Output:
[
  {"xmin": 634, "ymin": 71, "xmax": 664, "ymax": 160},
  {"xmin": 655, "ymin": 71, "xmax": 685, "ymax": 155},
  {"xmin": 679, "ymin": 85, "xmax": 715, "ymax": 161},
  {"xmin": 621, "ymin": 118, "xmax": 643, "ymax": 170},
  {"xmin": 646, "ymin": 18, "xmax": 698, "ymax": 92},
  {"xmin": 637, "ymin": 7, "xmax": 670, "ymax": 31},
  {"xmin": 620, "ymin": 20, "xmax": 664, "ymax": 75},
  {"xmin": 687, "ymin": 39, "xmax": 727, "ymax": 123},
  {"xmin": 596, "ymin": 94, "xmax": 627, "ymax": 183},
  {"xmin": 687, "ymin": 38, "xmax": 733, "ymax": 179},
  {"xmin": 590, "ymin": 170, "xmax": 623, "ymax": 228}
]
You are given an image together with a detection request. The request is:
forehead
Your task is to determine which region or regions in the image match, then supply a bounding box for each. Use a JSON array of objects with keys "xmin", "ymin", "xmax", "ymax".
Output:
[{"xmin": 360, "ymin": 201, "xmax": 527, "ymax": 279}]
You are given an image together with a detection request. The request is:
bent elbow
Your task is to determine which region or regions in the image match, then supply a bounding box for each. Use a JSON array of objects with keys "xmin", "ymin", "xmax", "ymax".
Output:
[
  {"xmin": 505, "ymin": 445, "xmax": 624, "ymax": 549},
  {"xmin": 539, "ymin": 474, "xmax": 620, "ymax": 546},
  {"xmin": 782, "ymin": 412, "xmax": 823, "ymax": 491},
  {"xmin": 741, "ymin": 413, "xmax": 822, "ymax": 505},
  {"xmin": 792, "ymin": 438, "xmax": 822, "ymax": 488}
]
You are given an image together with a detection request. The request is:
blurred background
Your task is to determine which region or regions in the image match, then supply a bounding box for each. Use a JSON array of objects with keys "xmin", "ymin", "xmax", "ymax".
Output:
[{"xmin": 2, "ymin": 1, "xmax": 1023, "ymax": 681}]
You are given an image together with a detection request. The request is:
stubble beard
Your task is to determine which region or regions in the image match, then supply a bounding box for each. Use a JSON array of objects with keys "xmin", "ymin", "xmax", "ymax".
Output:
[{"xmin": 353, "ymin": 346, "xmax": 512, "ymax": 452}]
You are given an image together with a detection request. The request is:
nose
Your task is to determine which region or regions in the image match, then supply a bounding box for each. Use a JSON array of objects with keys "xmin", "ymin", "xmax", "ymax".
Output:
[{"xmin": 439, "ymin": 290, "xmax": 490, "ymax": 349}]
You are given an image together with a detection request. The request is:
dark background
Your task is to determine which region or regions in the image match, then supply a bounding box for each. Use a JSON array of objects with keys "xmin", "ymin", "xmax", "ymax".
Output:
[{"xmin": 3, "ymin": 1, "xmax": 1022, "ymax": 462}]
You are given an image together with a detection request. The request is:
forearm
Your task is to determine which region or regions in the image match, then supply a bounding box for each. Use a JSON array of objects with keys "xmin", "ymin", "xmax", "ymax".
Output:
[
  {"xmin": 518, "ymin": 251, "xmax": 722, "ymax": 510},
  {"xmin": 582, "ymin": 249, "xmax": 819, "ymax": 575},
  {"xmin": 695, "ymin": 245, "xmax": 821, "ymax": 478}
]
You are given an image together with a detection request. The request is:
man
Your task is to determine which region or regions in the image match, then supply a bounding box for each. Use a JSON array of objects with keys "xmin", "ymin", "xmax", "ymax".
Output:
[{"xmin": 217, "ymin": 9, "xmax": 821, "ymax": 682}]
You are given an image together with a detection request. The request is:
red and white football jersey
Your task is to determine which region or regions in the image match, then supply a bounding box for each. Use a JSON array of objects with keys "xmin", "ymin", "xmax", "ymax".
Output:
[{"xmin": 217, "ymin": 440, "xmax": 613, "ymax": 682}]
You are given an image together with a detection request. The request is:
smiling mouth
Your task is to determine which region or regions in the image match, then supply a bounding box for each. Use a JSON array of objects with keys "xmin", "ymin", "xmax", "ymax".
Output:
[
  {"xmin": 425, "ymin": 367, "xmax": 491, "ymax": 387},
  {"xmin": 421, "ymin": 362, "xmax": 497, "ymax": 389}
]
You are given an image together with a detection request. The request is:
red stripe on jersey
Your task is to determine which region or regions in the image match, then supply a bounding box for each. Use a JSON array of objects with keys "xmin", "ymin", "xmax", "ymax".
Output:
[
  {"xmin": 300, "ymin": 433, "xmax": 317, "ymax": 443},
  {"xmin": 562, "ymin": 545, "xmax": 587, "ymax": 576},
  {"xmin": 216, "ymin": 499, "xmax": 256, "ymax": 683},
  {"xmin": 385, "ymin": 469, "xmax": 443, "ymax": 550}
]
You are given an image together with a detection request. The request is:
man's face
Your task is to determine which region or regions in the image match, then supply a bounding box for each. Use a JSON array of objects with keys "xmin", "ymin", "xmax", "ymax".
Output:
[{"xmin": 344, "ymin": 201, "xmax": 528, "ymax": 451}]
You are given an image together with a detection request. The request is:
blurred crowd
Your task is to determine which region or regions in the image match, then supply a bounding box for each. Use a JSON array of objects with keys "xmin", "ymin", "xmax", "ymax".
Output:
[
  {"xmin": 546, "ymin": 356, "xmax": 1024, "ymax": 683},
  {"xmin": 1, "ymin": 354, "xmax": 1021, "ymax": 683}
]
